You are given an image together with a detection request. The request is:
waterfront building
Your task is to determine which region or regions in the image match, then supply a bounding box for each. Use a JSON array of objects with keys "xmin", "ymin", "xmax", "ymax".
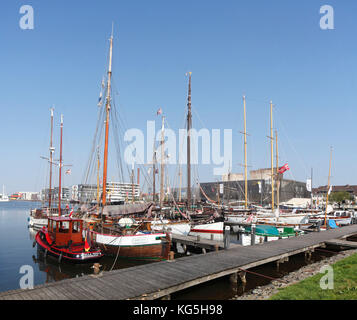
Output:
[
  {"xmin": 72, "ymin": 182, "xmax": 140, "ymax": 204},
  {"xmin": 200, "ymin": 168, "xmax": 310, "ymax": 206}
]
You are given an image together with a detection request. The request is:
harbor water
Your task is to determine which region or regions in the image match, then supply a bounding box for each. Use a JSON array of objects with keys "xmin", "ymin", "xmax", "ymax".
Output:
[
  {"xmin": 0, "ymin": 201, "xmax": 340, "ymax": 299},
  {"xmin": 0, "ymin": 201, "xmax": 150, "ymax": 293}
]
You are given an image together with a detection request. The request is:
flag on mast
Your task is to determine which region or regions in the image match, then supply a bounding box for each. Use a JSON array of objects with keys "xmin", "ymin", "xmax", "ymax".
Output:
[
  {"xmin": 328, "ymin": 185, "xmax": 333, "ymax": 195},
  {"xmin": 156, "ymin": 107, "xmax": 162, "ymax": 116},
  {"xmin": 84, "ymin": 236, "xmax": 90, "ymax": 252},
  {"xmin": 306, "ymin": 179, "xmax": 312, "ymax": 192},
  {"xmin": 278, "ymin": 163, "xmax": 290, "ymax": 174}
]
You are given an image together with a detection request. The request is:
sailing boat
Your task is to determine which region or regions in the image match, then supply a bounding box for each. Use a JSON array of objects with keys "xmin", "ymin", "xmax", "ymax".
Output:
[
  {"xmin": 29, "ymin": 108, "xmax": 60, "ymax": 229},
  {"xmin": 82, "ymin": 30, "xmax": 171, "ymax": 260},
  {"xmin": 35, "ymin": 115, "xmax": 103, "ymax": 263},
  {"xmin": 307, "ymin": 148, "xmax": 352, "ymax": 228},
  {"xmin": 224, "ymin": 95, "xmax": 253, "ymax": 225},
  {"xmin": 0, "ymin": 185, "xmax": 9, "ymax": 202}
]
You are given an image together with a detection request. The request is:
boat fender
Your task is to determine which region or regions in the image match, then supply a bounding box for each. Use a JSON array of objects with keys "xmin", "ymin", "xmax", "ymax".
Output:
[{"xmin": 58, "ymin": 253, "xmax": 62, "ymax": 263}]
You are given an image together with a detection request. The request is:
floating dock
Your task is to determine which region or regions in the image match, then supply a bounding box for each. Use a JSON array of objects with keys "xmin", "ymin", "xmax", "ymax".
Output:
[{"xmin": 1, "ymin": 224, "xmax": 357, "ymax": 300}]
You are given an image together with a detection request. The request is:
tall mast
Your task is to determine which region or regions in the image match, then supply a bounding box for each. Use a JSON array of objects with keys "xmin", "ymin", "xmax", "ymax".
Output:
[
  {"xmin": 153, "ymin": 151, "xmax": 156, "ymax": 202},
  {"xmin": 160, "ymin": 116, "xmax": 165, "ymax": 208},
  {"xmin": 243, "ymin": 96, "xmax": 248, "ymax": 209},
  {"xmin": 270, "ymin": 101, "xmax": 275, "ymax": 211},
  {"xmin": 186, "ymin": 72, "xmax": 192, "ymax": 210},
  {"xmin": 101, "ymin": 31, "xmax": 114, "ymax": 209},
  {"xmin": 311, "ymin": 168, "xmax": 313, "ymax": 209},
  {"xmin": 96, "ymin": 146, "xmax": 100, "ymax": 205},
  {"xmin": 179, "ymin": 166, "xmax": 182, "ymax": 202},
  {"xmin": 58, "ymin": 114, "xmax": 63, "ymax": 216},
  {"xmin": 324, "ymin": 147, "xmax": 333, "ymax": 227},
  {"xmin": 131, "ymin": 163, "xmax": 135, "ymax": 203},
  {"xmin": 275, "ymin": 130, "xmax": 280, "ymax": 212},
  {"xmin": 48, "ymin": 107, "xmax": 54, "ymax": 210}
]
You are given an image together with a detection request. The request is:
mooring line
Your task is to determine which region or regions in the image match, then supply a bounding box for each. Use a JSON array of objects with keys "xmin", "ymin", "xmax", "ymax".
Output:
[{"xmin": 238, "ymin": 268, "xmax": 289, "ymax": 284}]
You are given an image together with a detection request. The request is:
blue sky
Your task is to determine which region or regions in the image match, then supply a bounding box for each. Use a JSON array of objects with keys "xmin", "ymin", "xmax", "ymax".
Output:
[{"xmin": 0, "ymin": 0, "xmax": 356, "ymax": 194}]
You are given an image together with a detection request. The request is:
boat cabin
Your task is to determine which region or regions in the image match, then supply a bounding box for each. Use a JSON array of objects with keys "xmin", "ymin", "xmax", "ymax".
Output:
[{"xmin": 47, "ymin": 216, "xmax": 83, "ymax": 247}]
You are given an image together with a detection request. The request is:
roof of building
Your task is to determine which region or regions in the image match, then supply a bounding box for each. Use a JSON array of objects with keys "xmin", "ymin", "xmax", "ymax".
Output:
[{"xmin": 313, "ymin": 185, "xmax": 357, "ymax": 194}]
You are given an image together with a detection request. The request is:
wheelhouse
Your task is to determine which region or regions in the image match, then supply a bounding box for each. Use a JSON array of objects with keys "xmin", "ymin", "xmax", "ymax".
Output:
[{"xmin": 47, "ymin": 216, "xmax": 83, "ymax": 247}]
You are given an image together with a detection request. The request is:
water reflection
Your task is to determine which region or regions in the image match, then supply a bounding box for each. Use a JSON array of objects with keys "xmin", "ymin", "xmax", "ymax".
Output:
[{"xmin": 28, "ymin": 226, "xmax": 152, "ymax": 285}]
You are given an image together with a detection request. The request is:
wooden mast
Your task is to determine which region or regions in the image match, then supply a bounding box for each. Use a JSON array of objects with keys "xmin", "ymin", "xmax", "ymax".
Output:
[
  {"xmin": 160, "ymin": 115, "xmax": 165, "ymax": 208},
  {"xmin": 179, "ymin": 166, "xmax": 182, "ymax": 202},
  {"xmin": 275, "ymin": 130, "xmax": 280, "ymax": 212},
  {"xmin": 153, "ymin": 151, "xmax": 156, "ymax": 202},
  {"xmin": 96, "ymin": 146, "xmax": 100, "ymax": 205},
  {"xmin": 48, "ymin": 107, "xmax": 54, "ymax": 210},
  {"xmin": 324, "ymin": 147, "xmax": 333, "ymax": 228},
  {"xmin": 131, "ymin": 163, "xmax": 135, "ymax": 203},
  {"xmin": 270, "ymin": 101, "xmax": 275, "ymax": 211},
  {"xmin": 58, "ymin": 114, "xmax": 63, "ymax": 216},
  {"xmin": 243, "ymin": 95, "xmax": 248, "ymax": 209},
  {"xmin": 101, "ymin": 31, "xmax": 113, "ymax": 210},
  {"xmin": 186, "ymin": 72, "xmax": 192, "ymax": 210}
]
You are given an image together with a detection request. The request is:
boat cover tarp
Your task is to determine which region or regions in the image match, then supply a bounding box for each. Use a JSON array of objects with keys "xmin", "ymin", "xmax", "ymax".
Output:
[
  {"xmin": 245, "ymin": 225, "xmax": 280, "ymax": 236},
  {"xmin": 103, "ymin": 202, "xmax": 154, "ymax": 216},
  {"xmin": 328, "ymin": 219, "xmax": 339, "ymax": 229}
]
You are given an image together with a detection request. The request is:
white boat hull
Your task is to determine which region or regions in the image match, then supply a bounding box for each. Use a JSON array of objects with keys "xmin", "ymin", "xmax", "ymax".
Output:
[
  {"xmin": 28, "ymin": 216, "xmax": 48, "ymax": 229},
  {"xmin": 150, "ymin": 220, "xmax": 191, "ymax": 236},
  {"xmin": 188, "ymin": 222, "xmax": 224, "ymax": 241}
]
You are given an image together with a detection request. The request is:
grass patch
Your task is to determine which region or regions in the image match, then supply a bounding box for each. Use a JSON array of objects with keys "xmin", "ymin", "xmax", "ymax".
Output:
[{"xmin": 270, "ymin": 253, "xmax": 357, "ymax": 300}]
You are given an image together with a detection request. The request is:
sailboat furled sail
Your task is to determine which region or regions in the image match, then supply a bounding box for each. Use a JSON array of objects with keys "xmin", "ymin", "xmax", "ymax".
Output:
[{"xmin": 82, "ymin": 29, "xmax": 171, "ymax": 260}]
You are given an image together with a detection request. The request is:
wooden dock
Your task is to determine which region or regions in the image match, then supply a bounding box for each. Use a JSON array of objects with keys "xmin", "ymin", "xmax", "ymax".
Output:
[
  {"xmin": 324, "ymin": 239, "xmax": 357, "ymax": 248},
  {"xmin": 2, "ymin": 224, "xmax": 357, "ymax": 300},
  {"xmin": 171, "ymin": 234, "xmax": 241, "ymax": 251}
]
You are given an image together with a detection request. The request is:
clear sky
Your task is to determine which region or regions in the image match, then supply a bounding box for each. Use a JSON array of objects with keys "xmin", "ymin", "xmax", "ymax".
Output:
[{"xmin": 1, "ymin": 0, "xmax": 356, "ymax": 195}]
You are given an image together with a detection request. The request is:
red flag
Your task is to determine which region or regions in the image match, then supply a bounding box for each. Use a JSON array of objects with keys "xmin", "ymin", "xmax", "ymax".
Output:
[
  {"xmin": 156, "ymin": 107, "xmax": 162, "ymax": 116},
  {"xmin": 84, "ymin": 236, "xmax": 90, "ymax": 252},
  {"xmin": 278, "ymin": 163, "xmax": 290, "ymax": 174}
]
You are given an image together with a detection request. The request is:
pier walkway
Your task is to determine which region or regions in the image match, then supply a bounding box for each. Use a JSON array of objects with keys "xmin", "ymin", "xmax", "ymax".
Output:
[{"xmin": 2, "ymin": 224, "xmax": 357, "ymax": 300}]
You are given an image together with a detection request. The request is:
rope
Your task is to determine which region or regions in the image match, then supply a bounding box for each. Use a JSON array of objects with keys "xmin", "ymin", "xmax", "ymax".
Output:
[
  {"xmin": 199, "ymin": 184, "xmax": 218, "ymax": 205},
  {"xmin": 238, "ymin": 267, "xmax": 289, "ymax": 284},
  {"xmin": 169, "ymin": 188, "xmax": 190, "ymax": 220}
]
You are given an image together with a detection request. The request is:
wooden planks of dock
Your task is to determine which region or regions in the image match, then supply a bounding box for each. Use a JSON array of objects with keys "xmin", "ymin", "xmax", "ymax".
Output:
[{"xmin": 2, "ymin": 224, "xmax": 357, "ymax": 300}]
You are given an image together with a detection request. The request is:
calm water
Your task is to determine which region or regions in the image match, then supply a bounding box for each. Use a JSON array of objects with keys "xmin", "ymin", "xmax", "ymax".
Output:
[
  {"xmin": 0, "ymin": 201, "xmax": 150, "ymax": 293},
  {"xmin": 0, "ymin": 201, "xmax": 340, "ymax": 298}
]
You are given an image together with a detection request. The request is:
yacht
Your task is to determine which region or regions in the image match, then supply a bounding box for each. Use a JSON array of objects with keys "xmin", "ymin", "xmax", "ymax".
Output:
[{"xmin": 0, "ymin": 185, "xmax": 9, "ymax": 202}]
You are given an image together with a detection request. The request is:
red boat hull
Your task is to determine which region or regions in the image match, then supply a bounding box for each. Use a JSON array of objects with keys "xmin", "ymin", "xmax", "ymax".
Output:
[{"xmin": 35, "ymin": 230, "xmax": 103, "ymax": 263}]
